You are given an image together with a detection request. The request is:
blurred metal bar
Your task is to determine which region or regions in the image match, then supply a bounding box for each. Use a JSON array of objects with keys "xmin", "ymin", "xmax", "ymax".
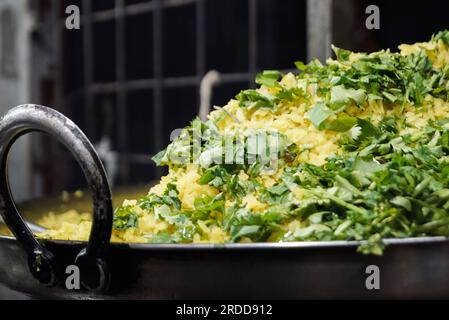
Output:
[
  {"xmin": 248, "ymin": 0, "xmax": 258, "ymax": 88},
  {"xmin": 164, "ymin": 0, "xmax": 198, "ymax": 8},
  {"xmin": 115, "ymin": 0, "xmax": 129, "ymax": 182},
  {"xmin": 196, "ymin": 0, "xmax": 206, "ymax": 78},
  {"xmin": 62, "ymin": 152, "xmax": 154, "ymax": 169},
  {"xmin": 92, "ymin": 9, "xmax": 115, "ymax": 23},
  {"xmin": 82, "ymin": 0, "xmax": 94, "ymax": 136},
  {"xmin": 88, "ymin": 75, "xmax": 247, "ymax": 94},
  {"xmin": 220, "ymin": 72, "xmax": 252, "ymax": 83},
  {"xmin": 196, "ymin": 0, "xmax": 206, "ymax": 108},
  {"xmin": 74, "ymin": 68, "xmax": 298, "ymax": 96},
  {"xmin": 306, "ymin": 0, "xmax": 333, "ymax": 62},
  {"xmin": 153, "ymin": 0, "xmax": 164, "ymax": 162},
  {"xmin": 332, "ymin": 0, "xmax": 356, "ymax": 51},
  {"xmin": 52, "ymin": 0, "xmax": 63, "ymax": 110},
  {"xmin": 120, "ymin": 153, "xmax": 155, "ymax": 164},
  {"xmin": 91, "ymin": 0, "xmax": 197, "ymax": 23},
  {"xmin": 199, "ymin": 70, "xmax": 221, "ymax": 121},
  {"xmin": 163, "ymin": 76, "xmax": 198, "ymax": 87}
]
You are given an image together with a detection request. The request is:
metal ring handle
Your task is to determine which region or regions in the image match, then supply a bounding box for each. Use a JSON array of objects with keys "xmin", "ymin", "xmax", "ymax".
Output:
[{"xmin": 0, "ymin": 105, "xmax": 113, "ymax": 291}]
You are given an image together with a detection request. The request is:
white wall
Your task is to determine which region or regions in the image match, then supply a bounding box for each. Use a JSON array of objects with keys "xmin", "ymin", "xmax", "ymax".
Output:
[{"xmin": 0, "ymin": 0, "xmax": 33, "ymax": 201}]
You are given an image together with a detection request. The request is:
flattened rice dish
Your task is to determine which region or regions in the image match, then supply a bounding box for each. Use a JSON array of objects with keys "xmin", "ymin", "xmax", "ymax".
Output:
[{"xmin": 39, "ymin": 31, "xmax": 449, "ymax": 254}]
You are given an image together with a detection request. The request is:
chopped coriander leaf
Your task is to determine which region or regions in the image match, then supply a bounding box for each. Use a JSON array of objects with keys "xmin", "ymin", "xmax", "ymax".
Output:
[
  {"xmin": 113, "ymin": 206, "xmax": 139, "ymax": 230},
  {"xmin": 255, "ymin": 70, "xmax": 282, "ymax": 87}
]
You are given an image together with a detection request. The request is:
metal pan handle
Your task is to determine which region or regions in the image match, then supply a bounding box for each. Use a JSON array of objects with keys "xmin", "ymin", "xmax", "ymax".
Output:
[{"xmin": 0, "ymin": 105, "xmax": 113, "ymax": 291}]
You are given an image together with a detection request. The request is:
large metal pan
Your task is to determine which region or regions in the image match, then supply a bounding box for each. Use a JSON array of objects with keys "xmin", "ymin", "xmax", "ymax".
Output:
[{"xmin": 0, "ymin": 105, "xmax": 449, "ymax": 299}]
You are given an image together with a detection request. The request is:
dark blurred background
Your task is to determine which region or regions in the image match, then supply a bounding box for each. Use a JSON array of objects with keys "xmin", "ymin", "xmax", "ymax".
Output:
[{"xmin": 0, "ymin": 0, "xmax": 448, "ymax": 200}]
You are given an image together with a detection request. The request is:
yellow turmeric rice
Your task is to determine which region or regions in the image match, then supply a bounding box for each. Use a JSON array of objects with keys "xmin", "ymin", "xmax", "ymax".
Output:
[{"xmin": 38, "ymin": 31, "xmax": 449, "ymax": 254}]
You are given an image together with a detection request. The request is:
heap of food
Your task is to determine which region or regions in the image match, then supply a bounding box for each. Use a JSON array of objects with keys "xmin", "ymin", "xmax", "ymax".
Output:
[{"xmin": 40, "ymin": 31, "xmax": 449, "ymax": 254}]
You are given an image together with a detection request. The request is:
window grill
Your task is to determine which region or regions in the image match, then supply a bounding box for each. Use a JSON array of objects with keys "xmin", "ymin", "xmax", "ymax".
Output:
[
  {"xmin": 40, "ymin": 0, "xmax": 307, "ymax": 190},
  {"xmin": 0, "ymin": 7, "xmax": 17, "ymax": 78}
]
